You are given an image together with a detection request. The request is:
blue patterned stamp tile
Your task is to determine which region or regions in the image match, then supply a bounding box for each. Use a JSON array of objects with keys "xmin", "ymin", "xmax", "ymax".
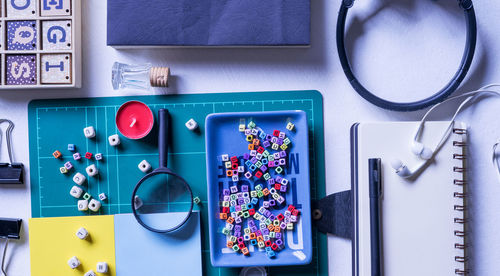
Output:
[
  {"xmin": 7, "ymin": 21, "xmax": 37, "ymax": 50},
  {"xmin": 6, "ymin": 55, "xmax": 37, "ymax": 85}
]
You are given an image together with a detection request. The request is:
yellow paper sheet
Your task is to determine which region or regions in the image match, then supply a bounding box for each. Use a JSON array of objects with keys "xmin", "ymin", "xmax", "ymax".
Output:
[{"xmin": 29, "ymin": 216, "xmax": 116, "ymax": 276}]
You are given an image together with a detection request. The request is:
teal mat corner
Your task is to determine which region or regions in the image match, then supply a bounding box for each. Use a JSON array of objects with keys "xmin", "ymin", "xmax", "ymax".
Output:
[{"xmin": 28, "ymin": 90, "xmax": 328, "ymax": 276}]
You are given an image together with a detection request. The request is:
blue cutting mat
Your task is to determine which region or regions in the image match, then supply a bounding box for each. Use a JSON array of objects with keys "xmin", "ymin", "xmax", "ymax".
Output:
[{"xmin": 28, "ymin": 90, "xmax": 327, "ymax": 275}]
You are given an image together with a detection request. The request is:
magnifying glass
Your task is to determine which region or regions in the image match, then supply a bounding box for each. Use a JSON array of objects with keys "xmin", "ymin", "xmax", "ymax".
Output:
[{"xmin": 131, "ymin": 109, "xmax": 194, "ymax": 233}]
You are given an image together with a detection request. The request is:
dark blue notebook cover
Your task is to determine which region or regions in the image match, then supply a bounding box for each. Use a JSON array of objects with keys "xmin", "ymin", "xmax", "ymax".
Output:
[{"xmin": 107, "ymin": 0, "xmax": 310, "ymax": 46}]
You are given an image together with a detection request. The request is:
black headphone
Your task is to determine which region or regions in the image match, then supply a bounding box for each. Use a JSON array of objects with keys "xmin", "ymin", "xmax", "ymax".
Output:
[{"xmin": 336, "ymin": 0, "xmax": 477, "ymax": 111}]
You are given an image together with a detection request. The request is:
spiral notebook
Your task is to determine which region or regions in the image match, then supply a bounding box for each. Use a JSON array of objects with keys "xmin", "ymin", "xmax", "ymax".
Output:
[{"xmin": 351, "ymin": 121, "xmax": 468, "ymax": 276}]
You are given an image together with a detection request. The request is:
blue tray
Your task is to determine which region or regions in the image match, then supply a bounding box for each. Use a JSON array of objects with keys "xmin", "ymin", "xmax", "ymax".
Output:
[{"xmin": 205, "ymin": 111, "xmax": 312, "ymax": 267}]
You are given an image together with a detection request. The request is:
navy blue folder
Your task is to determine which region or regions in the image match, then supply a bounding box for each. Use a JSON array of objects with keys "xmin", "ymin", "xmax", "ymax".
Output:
[{"xmin": 107, "ymin": 0, "xmax": 310, "ymax": 47}]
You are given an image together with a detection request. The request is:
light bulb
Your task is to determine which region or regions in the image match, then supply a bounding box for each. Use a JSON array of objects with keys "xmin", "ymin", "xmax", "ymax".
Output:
[{"xmin": 112, "ymin": 62, "xmax": 170, "ymax": 91}]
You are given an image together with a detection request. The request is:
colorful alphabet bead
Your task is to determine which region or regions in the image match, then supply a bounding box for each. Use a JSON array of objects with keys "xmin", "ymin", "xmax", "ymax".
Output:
[
  {"xmin": 73, "ymin": 152, "xmax": 81, "ymax": 160},
  {"xmin": 217, "ymin": 120, "xmax": 300, "ymax": 258},
  {"xmin": 52, "ymin": 150, "xmax": 62, "ymax": 158},
  {"xmin": 98, "ymin": 193, "xmax": 107, "ymax": 201},
  {"xmin": 83, "ymin": 192, "xmax": 91, "ymax": 200},
  {"xmin": 94, "ymin": 153, "xmax": 103, "ymax": 161},
  {"xmin": 64, "ymin": 161, "xmax": 73, "ymax": 170}
]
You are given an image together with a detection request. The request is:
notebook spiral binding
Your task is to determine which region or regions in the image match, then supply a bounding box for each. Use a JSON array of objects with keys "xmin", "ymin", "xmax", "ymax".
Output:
[{"xmin": 453, "ymin": 128, "xmax": 468, "ymax": 275}]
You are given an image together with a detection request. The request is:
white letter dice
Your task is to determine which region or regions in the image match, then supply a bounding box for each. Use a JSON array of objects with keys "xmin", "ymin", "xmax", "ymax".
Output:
[
  {"xmin": 84, "ymin": 270, "xmax": 97, "ymax": 276},
  {"xmin": 88, "ymin": 199, "xmax": 101, "ymax": 212},
  {"xmin": 73, "ymin": 172, "xmax": 86, "ymax": 185},
  {"xmin": 96, "ymin": 262, "xmax": 108, "ymax": 273},
  {"xmin": 138, "ymin": 160, "xmax": 151, "ymax": 173},
  {"xmin": 76, "ymin": 227, "xmax": 88, "ymax": 240},
  {"xmin": 108, "ymin": 134, "xmax": 120, "ymax": 146},
  {"xmin": 70, "ymin": 186, "xmax": 83, "ymax": 198},
  {"xmin": 84, "ymin": 126, "xmax": 95, "ymax": 138},
  {"xmin": 98, "ymin": 193, "xmax": 107, "ymax": 201},
  {"xmin": 185, "ymin": 119, "xmax": 198, "ymax": 131},
  {"xmin": 86, "ymin": 164, "xmax": 98, "ymax": 177},
  {"xmin": 78, "ymin": 199, "xmax": 88, "ymax": 211},
  {"xmin": 67, "ymin": 256, "xmax": 80, "ymax": 269}
]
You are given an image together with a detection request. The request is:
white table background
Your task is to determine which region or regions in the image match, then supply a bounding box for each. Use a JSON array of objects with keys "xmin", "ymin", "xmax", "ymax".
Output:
[{"xmin": 0, "ymin": 0, "xmax": 499, "ymax": 275}]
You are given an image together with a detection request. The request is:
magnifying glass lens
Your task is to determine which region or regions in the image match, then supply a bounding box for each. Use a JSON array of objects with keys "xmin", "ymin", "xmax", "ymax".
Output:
[{"xmin": 134, "ymin": 172, "xmax": 192, "ymax": 231}]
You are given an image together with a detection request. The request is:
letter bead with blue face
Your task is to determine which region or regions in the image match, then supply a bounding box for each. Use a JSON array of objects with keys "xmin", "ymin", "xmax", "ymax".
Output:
[
  {"xmin": 95, "ymin": 153, "xmax": 103, "ymax": 161},
  {"xmin": 73, "ymin": 152, "xmax": 81, "ymax": 160}
]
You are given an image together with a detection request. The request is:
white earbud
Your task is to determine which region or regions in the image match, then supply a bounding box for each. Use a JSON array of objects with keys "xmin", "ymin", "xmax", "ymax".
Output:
[
  {"xmin": 411, "ymin": 142, "xmax": 434, "ymax": 160},
  {"xmin": 393, "ymin": 84, "xmax": 500, "ymax": 178},
  {"xmin": 390, "ymin": 159, "xmax": 412, "ymax": 178},
  {"xmin": 391, "ymin": 158, "xmax": 427, "ymax": 179}
]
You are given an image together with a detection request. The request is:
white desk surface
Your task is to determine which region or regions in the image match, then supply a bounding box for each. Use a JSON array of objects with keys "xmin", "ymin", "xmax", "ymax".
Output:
[{"xmin": 1, "ymin": 1, "xmax": 499, "ymax": 275}]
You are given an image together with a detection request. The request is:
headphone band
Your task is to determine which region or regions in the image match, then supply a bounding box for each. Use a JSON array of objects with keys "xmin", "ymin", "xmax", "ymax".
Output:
[{"xmin": 337, "ymin": 0, "xmax": 477, "ymax": 111}]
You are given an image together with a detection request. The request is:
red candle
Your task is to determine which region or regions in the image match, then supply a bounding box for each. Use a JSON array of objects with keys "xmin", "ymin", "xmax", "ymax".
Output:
[{"xmin": 116, "ymin": 101, "xmax": 154, "ymax": 139}]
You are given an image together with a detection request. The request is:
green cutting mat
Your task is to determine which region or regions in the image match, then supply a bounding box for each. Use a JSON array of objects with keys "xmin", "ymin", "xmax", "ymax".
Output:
[{"xmin": 28, "ymin": 90, "xmax": 327, "ymax": 276}]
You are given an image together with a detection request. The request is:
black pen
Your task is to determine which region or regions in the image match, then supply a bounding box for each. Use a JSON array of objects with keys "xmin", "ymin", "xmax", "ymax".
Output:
[{"xmin": 369, "ymin": 158, "xmax": 382, "ymax": 276}]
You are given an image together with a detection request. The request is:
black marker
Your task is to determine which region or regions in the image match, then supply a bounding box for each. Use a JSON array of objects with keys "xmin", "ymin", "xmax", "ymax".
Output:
[{"xmin": 369, "ymin": 158, "xmax": 382, "ymax": 276}]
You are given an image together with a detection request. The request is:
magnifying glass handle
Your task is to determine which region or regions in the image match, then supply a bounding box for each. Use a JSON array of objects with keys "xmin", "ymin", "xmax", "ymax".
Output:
[{"xmin": 158, "ymin": 109, "xmax": 170, "ymax": 168}]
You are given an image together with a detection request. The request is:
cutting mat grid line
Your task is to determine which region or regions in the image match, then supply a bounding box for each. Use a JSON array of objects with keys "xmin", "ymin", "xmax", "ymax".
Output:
[{"xmin": 28, "ymin": 91, "xmax": 327, "ymax": 276}]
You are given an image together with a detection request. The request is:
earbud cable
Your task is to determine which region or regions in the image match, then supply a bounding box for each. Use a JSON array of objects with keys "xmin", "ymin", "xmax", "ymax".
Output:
[
  {"xmin": 493, "ymin": 142, "xmax": 500, "ymax": 183},
  {"xmin": 416, "ymin": 86, "xmax": 500, "ymax": 157}
]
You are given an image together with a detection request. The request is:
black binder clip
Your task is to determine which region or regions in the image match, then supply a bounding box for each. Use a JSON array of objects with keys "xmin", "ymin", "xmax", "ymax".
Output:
[
  {"xmin": 0, "ymin": 218, "xmax": 22, "ymax": 276},
  {"xmin": 0, "ymin": 218, "xmax": 22, "ymax": 240},
  {"xmin": 0, "ymin": 119, "xmax": 24, "ymax": 185}
]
